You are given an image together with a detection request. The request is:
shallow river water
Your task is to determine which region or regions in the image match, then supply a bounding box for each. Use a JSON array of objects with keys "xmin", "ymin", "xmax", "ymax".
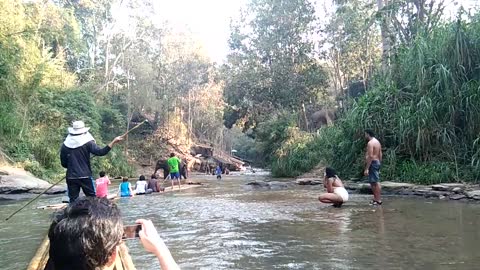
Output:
[{"xmin": 1, "ymin": 173, "xmax": 480, "ymax": 270}]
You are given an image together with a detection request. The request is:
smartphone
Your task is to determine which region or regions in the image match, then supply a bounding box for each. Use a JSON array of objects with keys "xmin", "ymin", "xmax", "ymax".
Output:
[{"xmin": 122, "ymin": 224, "xmax": 142, "ymax": 240}]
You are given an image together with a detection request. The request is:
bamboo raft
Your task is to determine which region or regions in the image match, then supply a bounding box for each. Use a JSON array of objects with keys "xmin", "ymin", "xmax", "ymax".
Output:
[
  {"xmin": 37, "ymin": 183, "xmax": 203, "ymax": 209},
  {"xmin": 27, "ymin": 235, "xmax": 136, "ymax": 270}
]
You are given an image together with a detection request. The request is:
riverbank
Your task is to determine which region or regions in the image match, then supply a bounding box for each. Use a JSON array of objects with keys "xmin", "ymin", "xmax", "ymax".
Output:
[{"xmin": 295, "ymin": 178, "xmax": 480, "ymax": 201}]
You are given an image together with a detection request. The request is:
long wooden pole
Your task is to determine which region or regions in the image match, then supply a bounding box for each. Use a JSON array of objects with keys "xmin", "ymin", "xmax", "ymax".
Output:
[
  {"xmin": 4, "ymin": 176, "xmax": 65, "ymax": 221},
  {"xmin": 120, "ymin": 119, "xmax": 148, "ymax": 138}
]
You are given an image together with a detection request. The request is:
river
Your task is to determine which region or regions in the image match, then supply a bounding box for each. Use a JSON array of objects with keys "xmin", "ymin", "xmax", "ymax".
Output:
[{"xmin": 1, "ymin": 173, "xmax": 479, "ymax": 270}]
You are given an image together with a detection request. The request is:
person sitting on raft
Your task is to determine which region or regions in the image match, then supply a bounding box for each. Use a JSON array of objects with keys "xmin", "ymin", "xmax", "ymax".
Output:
[
  {"xmin": 46, "ymin": 197, "xmax": 179, "ymax": 270},
  {"xmin": 318, "ymin": 167, "xmax": 349, "ymax": 207},
  {"xmin": 119, "ymin": 177, "xmax": 135, "ymax": 197},
  {"xmin": 135, "ymin": 175, "xmax": 148, "ymax": 195},
  {"xmin": 95, "ymin": 171, "xmax": 111, "ymax": 198},
  {"xmin": 147, "ymin": 174, "xmax": 161, "ymax": 193}
]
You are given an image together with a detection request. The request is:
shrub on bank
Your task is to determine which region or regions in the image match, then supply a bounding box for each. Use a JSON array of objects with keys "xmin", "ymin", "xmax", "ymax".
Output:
[{"xmin": 271, "ymin": 15, "xmax": 480, "ymax": 184}]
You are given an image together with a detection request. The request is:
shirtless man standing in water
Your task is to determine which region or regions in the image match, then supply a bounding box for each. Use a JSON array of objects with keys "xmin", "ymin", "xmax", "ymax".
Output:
[{"xmin": 364, "ymin": 129, "xmax": 383, "ymax": 205}]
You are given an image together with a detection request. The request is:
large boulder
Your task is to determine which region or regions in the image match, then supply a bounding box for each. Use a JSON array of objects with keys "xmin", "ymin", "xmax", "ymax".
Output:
[{"xmin": 0, "ymin": 166, "xmax": 66, "ymax": 195}]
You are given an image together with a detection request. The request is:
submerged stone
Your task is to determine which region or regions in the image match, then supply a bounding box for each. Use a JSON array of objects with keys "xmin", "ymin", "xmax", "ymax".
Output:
[{"xmin": 449, "ymin": 194, "xmax": 466, "ymax": 200}]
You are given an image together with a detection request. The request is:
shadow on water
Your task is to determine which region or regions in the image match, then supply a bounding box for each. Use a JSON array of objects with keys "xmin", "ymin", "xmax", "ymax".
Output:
[{"xmin": 1, "ymin": 173, "xmax": 480, "ymax": 269}]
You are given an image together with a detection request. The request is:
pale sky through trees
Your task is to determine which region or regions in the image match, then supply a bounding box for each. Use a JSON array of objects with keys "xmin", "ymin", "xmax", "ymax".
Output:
[{"xmin": 114, "ymin": 0, "xmax": 478, "ymax": 64}]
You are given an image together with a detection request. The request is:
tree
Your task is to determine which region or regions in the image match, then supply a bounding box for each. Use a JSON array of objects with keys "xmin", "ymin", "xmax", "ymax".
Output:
[
  {"xmin": 324, "ymin": 0, "xmax": 381, "ymax": 94},
  {"xmin": 222, "ymin": 0, "xmax": 328, "ymax": 132}
]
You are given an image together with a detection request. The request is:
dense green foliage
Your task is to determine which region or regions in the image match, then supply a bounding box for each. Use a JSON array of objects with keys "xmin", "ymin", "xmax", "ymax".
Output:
[
  {"xmin": 272, "ymin": 14, "xmax": 480, "ymax": 183},
  {"xmin": 0, "ymin": 0, "xmax": 134, "ymax": 180}
]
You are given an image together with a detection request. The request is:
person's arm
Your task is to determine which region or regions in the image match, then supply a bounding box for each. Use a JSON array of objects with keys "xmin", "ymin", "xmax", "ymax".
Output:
[
  {"xmin": 364, "ymin": 142, "xmax": 373, "ymax": 176},
  {"xmin": 107, "ymin": 176, "xmax": 111, "ymax": 185},
  {"xmin": 379, "ymin": 147, "xmax": 383, "ymax": 162},
  {"xmin": 136, "ymin": 219, "xmax": 180, "ymax": 270},
  {"xmin": 60, "ymin": 145, "xmax": 68, "ymax": 168},
  {"xmin": 118, "ymin": 184, "xmax": 122, "ymax": 196},
  {"xmin": 129, "ymin": 183, "xmax": 135, "ymax": 196},
  {"xmin": 88, "ymin": 137, "xmax": 123, "ymax": 156}
]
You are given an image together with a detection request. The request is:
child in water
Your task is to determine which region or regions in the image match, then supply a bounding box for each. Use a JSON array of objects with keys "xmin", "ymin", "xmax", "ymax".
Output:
[
  {"xmin": 318, "ymin": 167, "xmax": 349, "ymax": 207},
  {"xmin": 118, "ymin": 177, "xmax": 135, "ymax": 197}
]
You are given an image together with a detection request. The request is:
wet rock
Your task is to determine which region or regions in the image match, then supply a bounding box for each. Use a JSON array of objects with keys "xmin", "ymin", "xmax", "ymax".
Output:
[
  {"xmin": 268, "ymin": 181, "xmax": 290, "ymax": 190},
  {"xmin": 452, "ymin": 187, "xmax": 463, "ymax": 194},
  {"xmin": 431, "ymin": 183, "xmax": 465, "ymax": 192},
  {"xmin": 449, "ymin": 194, "xmax": 466, "ymax": 200},
  {"xmin": 296, "ymin": 178, "xmax": 313, "ymax": 185},
  {"xmin": 424, "ymin": 190, "xmax": 448, "ymax": 198},
  {"xmin": 413, "ymin": 189, "xmax": 433, "ymax": 196},
  {"xmin": 0, "ymin": 166, "xmax": 66, "ymax": 195},
  {"xmin": 382, "ymin": 181, "xmax": 415, "ymax": 189},
  {"xmin": 246, "ymin": 181, "xmax": 291, "ymax": 190},
  {"xmin": 296, "ymin": 178, "xmax": 323, "ymax": 186},
  {"xmin": 439, "ymin": 195, "xmax": 447, "ymax": 200},
  {"xmin": 381, "ymin": 182, "xmax": 415, "ymax": 193},
  {"xmin": 465, "ymin": 190, "xmax": 480, "ymax": 199},
  {"xmin": 246, "ymin": 181, "xmax": 270, "ymax": 188}
]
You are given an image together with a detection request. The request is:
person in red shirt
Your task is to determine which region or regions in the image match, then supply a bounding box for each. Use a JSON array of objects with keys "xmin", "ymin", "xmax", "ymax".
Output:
[{"xmin": 95, "ymin": 171, "xmax": 111, "ymax": 198}]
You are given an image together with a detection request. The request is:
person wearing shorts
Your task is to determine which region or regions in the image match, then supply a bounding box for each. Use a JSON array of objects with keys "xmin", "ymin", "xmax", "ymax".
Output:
[
  {"xmin": 319, "ymin": 167, "xmax": 349, "ymax": 207},
  {"xmin": 364, "ymin": 129, "xmax": 383, "ymax": 205},
  {"xmin": 167, "ymin": 153, "xmax": 182, "ymax": 190}
]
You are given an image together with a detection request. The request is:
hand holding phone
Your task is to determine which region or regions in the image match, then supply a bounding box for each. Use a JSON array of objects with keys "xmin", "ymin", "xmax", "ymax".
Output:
[
  {"xmin": 135, "ymin": 219, "xmax": 165, "ymax": 254},
  {"xmin": 122, "ymin": 224, "xmax": 142, "ymax": 240}
]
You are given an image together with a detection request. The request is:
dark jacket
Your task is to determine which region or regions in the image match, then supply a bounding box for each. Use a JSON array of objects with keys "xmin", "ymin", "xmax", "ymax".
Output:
[{"xmin": 60, "ymin": 141, "xmax": 111, "ymax": 180}]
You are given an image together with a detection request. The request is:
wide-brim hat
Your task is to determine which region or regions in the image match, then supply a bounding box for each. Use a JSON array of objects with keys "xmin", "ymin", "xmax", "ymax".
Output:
[{"xmin": 68, "ymin": 120, "xmax": 90, "ymax": 135}]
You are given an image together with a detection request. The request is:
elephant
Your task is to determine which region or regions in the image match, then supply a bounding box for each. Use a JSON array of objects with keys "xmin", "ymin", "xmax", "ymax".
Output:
[
  {"xmin": 310, "ymin": 108, "xmax": 337, "ymax": 130},
  {"xmin": 154, "ymin": 159, "xmax": 188, "ymax": 180}
]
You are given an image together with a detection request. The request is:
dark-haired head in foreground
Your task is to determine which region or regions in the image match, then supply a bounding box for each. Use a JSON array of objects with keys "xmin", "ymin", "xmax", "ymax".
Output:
[{"xmin": 47, "ymin": 197, "xmax": 123, "ymax": 270}]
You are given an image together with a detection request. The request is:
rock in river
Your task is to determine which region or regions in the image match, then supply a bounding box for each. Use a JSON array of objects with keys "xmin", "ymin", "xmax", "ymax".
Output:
[
  {"xmin": 449, "ymin": 194, "xmax": 466, "ymax": 200},
  {"xmin": 0, "ymin": 166, "xmax": 66, "ymax": 197},
  {"xmin": 296, "ymin": 178, "xmax": 322, "ymax": 185},
  {"xmin": 431, "ymin": 183, "xmax": 465, "ymax": 192},
  {"xmin": 246, "ymin": 181, "xmax": 291, "ymax": 190},
  {"xmin": 465, "ymin": 190, "xmax": 480, "ymax": 200}
]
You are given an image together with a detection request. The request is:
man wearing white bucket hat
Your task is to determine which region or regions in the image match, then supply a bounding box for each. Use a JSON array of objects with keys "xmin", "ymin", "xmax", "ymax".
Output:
[{"xmin": 60, "ymin": 121, "xmax": 123, "ymax": 202}]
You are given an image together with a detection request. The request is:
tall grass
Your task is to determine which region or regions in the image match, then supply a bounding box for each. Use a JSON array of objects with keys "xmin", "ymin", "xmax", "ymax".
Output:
[{"xmin": 272, "ymin": 16, "xmax": 480, "ymax": 183}]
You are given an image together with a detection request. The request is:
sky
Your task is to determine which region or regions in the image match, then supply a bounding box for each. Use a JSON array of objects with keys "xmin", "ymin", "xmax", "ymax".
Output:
[
  {"xmin": 117, "ymin": 0, "xmax": 478, "ymax": 64},
  {"xmin": 152, "ymin": 0, "xmax": 248, "ymax": 63}
]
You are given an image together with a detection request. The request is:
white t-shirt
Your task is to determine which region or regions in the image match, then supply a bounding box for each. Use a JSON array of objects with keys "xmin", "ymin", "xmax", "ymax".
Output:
[{"xmin": 135, "ymin": 180, "xmax": 148, "ymax": 194}]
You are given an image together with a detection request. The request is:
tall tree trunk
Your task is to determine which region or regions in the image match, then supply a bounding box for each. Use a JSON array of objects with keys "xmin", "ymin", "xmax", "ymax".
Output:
[
  {"xmin": 125, "ymin": 69, "xmax": 131, "ymax": 157},
  {"xmin": 377, "ymin": 0, "xmax": 391, "ymax": 72}
]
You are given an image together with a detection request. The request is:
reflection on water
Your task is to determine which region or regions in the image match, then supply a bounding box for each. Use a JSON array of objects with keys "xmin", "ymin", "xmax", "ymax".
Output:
[{"xmin": 1, "ymin": 174, "xmax": 480, "ymax": 270}]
